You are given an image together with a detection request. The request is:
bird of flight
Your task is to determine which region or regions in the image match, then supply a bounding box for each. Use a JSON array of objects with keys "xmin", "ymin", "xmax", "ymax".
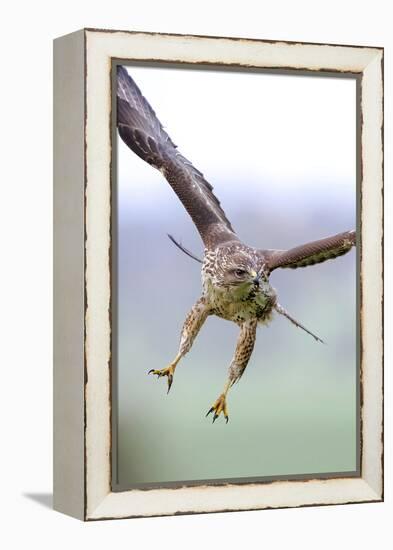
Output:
[{"xmin": 117, "ymin": 65, "xmax": 356, "ymax": 423}]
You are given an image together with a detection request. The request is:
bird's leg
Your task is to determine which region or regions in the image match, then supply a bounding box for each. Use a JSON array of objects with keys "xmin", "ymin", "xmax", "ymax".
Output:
[
  {"xmin": 206, "ymin": 319, "xmax": 257, "ymax": 423},
  {"xmin": 149, "ymin": 297, "xmax": 210, "ymax": 393}
]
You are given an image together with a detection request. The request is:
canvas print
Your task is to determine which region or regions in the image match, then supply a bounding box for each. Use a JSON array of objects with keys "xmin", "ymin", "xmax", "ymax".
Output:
[{"xmin": 113, "ymin": 64, "xmax": 357, "ymax": 487}]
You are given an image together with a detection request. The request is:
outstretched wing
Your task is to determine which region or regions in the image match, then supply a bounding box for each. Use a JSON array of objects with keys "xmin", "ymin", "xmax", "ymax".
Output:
[
  {"xmin": 263, "ymin": 230, "xmax": 356, "ymax": 272},
  {"xmin": 117, "ymin": 66, "xmax": 238, "ymax": 249}
]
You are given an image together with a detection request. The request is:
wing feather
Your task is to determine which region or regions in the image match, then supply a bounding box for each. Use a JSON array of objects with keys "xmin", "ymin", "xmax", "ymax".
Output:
[
  {"xmin": 264, "ymin": 230, "xmax": 356, "ymax": 272},
  {"xmin": 117, "ymin": 66, "xmax": 237, "ymax": 248}
]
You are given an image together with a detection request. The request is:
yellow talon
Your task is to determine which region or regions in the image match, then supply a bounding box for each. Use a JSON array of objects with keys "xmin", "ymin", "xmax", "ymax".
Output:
[
  {"xmin": 206, "ymin": 393, "xmax": 229, "ymax": 423},
  {"xmin": 148, "ymin": 364, "xmax": 176, "ymax": 393}
]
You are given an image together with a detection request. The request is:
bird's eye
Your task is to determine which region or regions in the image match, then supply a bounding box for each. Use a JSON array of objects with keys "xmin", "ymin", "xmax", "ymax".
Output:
[{"xmin": 234, "ymin": 269, "xmax": 247, "ymax": 277}]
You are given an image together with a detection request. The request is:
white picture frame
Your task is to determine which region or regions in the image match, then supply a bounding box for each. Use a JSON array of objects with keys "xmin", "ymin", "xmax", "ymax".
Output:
[{"xmin": 53, "ymin": 28, "xmax": 383, "ymax": 520}]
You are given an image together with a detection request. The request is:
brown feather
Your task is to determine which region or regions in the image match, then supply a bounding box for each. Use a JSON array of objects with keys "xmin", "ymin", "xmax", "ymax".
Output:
[
  {"xmin": 264, "ymin": 230, "xmax": 356, "ymax": 272},
  {"xmin": 117, "ymin": 66, "xmax": 237, "ymax": 249}
]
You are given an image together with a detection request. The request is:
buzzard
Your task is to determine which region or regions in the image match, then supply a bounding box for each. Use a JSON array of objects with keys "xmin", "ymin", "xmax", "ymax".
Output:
[{"xmin": 117, "ymin": 66, "xmax": 356, "ymax": 423}]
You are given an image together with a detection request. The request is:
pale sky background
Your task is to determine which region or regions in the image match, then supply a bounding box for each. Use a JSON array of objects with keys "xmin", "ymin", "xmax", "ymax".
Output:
[
  {"xmin": 115, "ymin": 65, "xmax": 357, "ymax": 487},
  {"xmin": 118, "ymin": 66, "xmax": 356, "ymax": 232}
]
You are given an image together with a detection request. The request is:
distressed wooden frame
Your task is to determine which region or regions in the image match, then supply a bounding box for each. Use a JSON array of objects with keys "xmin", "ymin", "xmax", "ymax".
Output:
[{"xmin": 53, "ymin": 28, "xmax": 383, "ymax": 521}]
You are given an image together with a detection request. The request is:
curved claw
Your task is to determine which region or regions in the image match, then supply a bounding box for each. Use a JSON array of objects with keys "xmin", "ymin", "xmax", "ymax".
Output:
[
  {"xmin": 206, "ymin": 394, "xmax": 229, "ymax": 424},
  {"xmin": 167, "ymin": 374, "xmax": 174, "ymax": 394},
  {"xmin": 148, "ymin": 365, "xmax": 175, "ymax": 393}
]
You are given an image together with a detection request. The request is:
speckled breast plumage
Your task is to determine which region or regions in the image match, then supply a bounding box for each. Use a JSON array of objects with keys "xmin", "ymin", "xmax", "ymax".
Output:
[{"xmin": 202, "ymin": 248, "xmax": 277, "ymax": 325}]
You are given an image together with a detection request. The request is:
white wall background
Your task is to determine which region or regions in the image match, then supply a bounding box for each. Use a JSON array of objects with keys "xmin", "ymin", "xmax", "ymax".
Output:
[{"xmin": 1, "ymin": 1, "xmax": 391, "ymax": 549}]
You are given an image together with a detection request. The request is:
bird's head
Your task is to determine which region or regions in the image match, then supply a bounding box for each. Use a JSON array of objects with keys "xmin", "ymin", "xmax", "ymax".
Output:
[{"xmin": 212, "ymin": 245, "xmax": 271, "ymax": 298}]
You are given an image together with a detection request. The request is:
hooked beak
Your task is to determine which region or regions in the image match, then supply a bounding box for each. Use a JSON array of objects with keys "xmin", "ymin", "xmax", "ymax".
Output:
[{"xmin": 250, "ymin": 270, "xmax": 260, "ymax": 286}]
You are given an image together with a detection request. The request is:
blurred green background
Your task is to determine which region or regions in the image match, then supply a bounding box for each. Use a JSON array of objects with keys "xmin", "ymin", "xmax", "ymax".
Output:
[{"xmin": 114, "ymin": 67, "xmax": 357, "ymax": 487}]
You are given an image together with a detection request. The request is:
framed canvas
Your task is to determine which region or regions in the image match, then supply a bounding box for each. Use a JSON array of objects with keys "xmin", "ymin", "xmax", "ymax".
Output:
[{"xmin": 53, "ymin": 28, "xmax": 383, "ymax": 521}]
